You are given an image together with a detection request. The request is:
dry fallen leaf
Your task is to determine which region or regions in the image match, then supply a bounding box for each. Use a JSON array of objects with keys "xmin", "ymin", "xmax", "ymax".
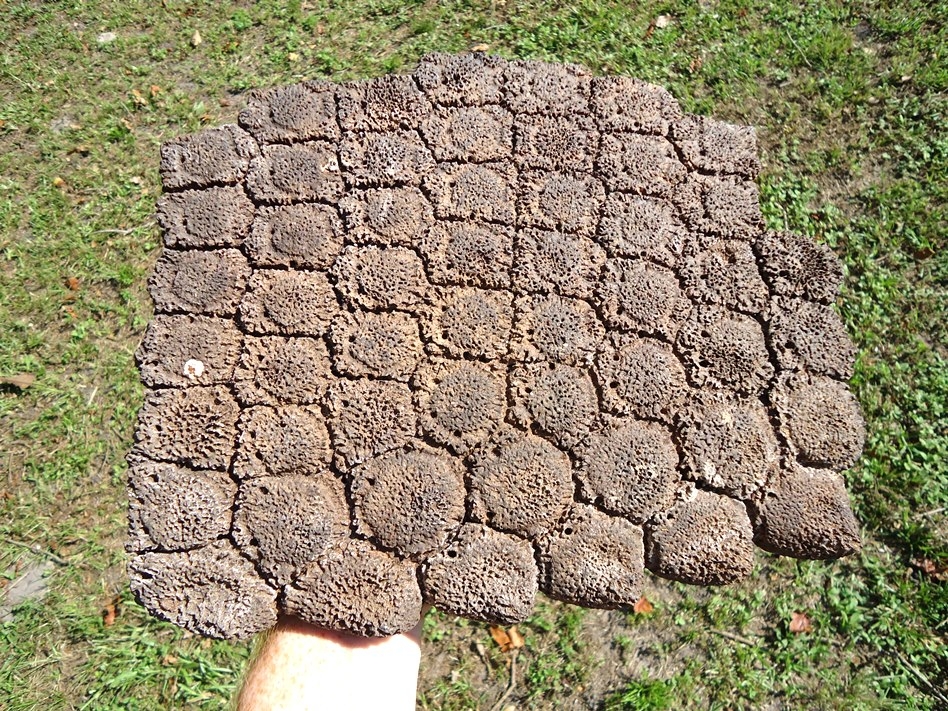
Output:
[
  {"xmin": 912, "ymin": 557, "xmax": 948, "ymax": 582},
  {"xmin": 65, "ymin": 276, "xmax": 80, "ymax": 291},
  {"xmin": 633, "ymin": 596, "xmax": 655, "ymax": 614},
  {"xmin": 0, "ymin": 373, "xmax": 35, "ymax": 390},
  {"xmin": 690, "ymin": 57, "xmax": 704, "ymax": 73},
  {"xmin": 161, "ymin": 654, "xmax": 178, "ymax": 666},
  {"xmin": 53, "ymin": 176, "xmax": 66, "ymax": 189},
  {"xmin": 471, "ymin": 43, "xmax": 490, "ymax": 52},
  {"xmin": 789, "ymin": 611, "xmax": 812, "ymax": 634},
  {"xmin": 488, "ymin": 625, "xmax": 525, "ymax": 652},
  {"xmin": 102, "ymin": 602, "xmax": 117, "ymax": 626},
  {"xmin": 191, "ymin": 29, "xmax": 202, "ymax": 47},
  {"xmin": 490, "ymin": 624, "xmax": 512, "ymax": 650},
  {"xmin": 654, "ymin": 14, "xmax": 673, "ymax": 28}
]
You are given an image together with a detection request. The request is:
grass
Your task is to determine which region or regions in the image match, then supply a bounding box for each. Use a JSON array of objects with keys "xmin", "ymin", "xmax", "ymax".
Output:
[{"xmin": 0, "ymin": 0, "xmax": 946, "ymax": 708}]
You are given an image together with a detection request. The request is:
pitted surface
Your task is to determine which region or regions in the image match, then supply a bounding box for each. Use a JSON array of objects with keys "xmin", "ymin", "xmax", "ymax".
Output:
[
  {"xmin": 232, "ymin": 474, "xmax": 350, "ymax": 586},
  {"xmin": 131, "ymin": 53, "xmax": 865, "ymax": 639}
]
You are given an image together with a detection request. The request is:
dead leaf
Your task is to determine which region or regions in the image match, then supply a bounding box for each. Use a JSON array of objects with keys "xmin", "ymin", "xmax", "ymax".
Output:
[
  {"xmin": 191, "ymin": 29, "xmax": 202, "ymax": 47},
  {"xmin": 489, "ymin": 625, "xmax": 524, "ymax": 652},
  {"xmin": 912, "ymin": 557, "xmax": 948, "ymax": 582},
  {"xmin": 490, "ymin": 625, "xmax": 512, "ymax": 650},
  {"xmin": 0, "ymin": 373, "xmax": 35, "ymax": 390},
  {"xmin": 654, "ymin": 14, "xmax": 673, "ymax": 28},
  {"xmin": 689, "ymin": 57, "xmax": 704, "ymax": 73},
  {"xmin": 65, "ymin": 276, "xmax": 80, "ymax": 291},
  {"xmin": 53, "ymin": 176, "xmax": 66, "ymax": 189},
  {"xmin": 471, "ymin": 43, "xmax": 490, "ymax": 52},
  {"xmin": 162, "ymin": 654, "xmax": 178, "ymax": 666},
  {"xmin": 102, "ymin": 603, "xmax": 117, "ymax": 626},
  {"xmin": 149, "ymin": 84, "xmax": 161, "ymax": 97},
  {"xmin": 131, "ymin": 88, "xmax": 146, "ymax": 107},
  {"xmin": 789, "ymin": 611, "xmax": 812, "ymax": 634},
  {"xmin": 633, "ymin": 596, "xmax": 654, "ymax": 614}
]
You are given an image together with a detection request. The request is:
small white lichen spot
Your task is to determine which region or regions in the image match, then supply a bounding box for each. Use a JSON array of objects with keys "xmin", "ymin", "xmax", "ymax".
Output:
[{"xmin": 183, "ymin": 359, "xmax": 205, "ymax": 380}]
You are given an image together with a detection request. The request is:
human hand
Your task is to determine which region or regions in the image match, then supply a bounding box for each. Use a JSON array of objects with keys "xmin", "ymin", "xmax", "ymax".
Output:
[{"xmin": 237, "ymin": 616, "xmax": 422, "ymax": 710}]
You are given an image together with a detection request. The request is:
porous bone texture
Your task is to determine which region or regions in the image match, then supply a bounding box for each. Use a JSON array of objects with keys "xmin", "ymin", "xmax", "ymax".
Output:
[{"xmin": 130, "ymin": 53, "xmax": 865, "ymax": 639}]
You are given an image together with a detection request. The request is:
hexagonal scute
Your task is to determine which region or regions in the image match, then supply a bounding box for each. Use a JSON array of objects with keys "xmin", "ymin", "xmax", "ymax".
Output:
[
  {"xmin": 678, "ymin": 390, "xmax": 780, "ymax": 499},
  {"xmin": 131, "ymin": 54, "xmax": 865, "ymax": 639},
  {"xmin": 350, "ymin": 445, "xmax": 466, "ymax": 560},
  {"xmin": 538, "ymin": 503, "xmax": 645, "ymax": 608},
  {"xmin": 149, "ymin": 248, "xmax": 250, "ymax": 317},
  {"xmin": 414, "ymin": 358, "xmax": 506, "ymax": 455},
  {"xmin": 576, "ymin": 418, "xmax": 680, "ymax": 523},
  {"xmin": 239, "ymin": 81, "xmax": 339, "ymax": 144},
  {"xmin": 596, "ymin": 334, "xmax": 688, "ymax": 423},
  {"xmin": 646, "ymin": 489, "xmax": 756, "ymax": 585},
  {"xmin": 127, "ymin": 461, "xmax": 236, "ymax": 553},
  {"xmin": 232, "ymin": 474, "xmax": 351, "ymax": 586},
  {"xmin": 509, "ymin": 363, "xmax": 599, "ymax": 448},
  {"xmin": 128, "ymin": 540, "xmax": 277, "ymax": 639},
  {"xmin": 422, "ymin": 523, "xmax": 538, "ymax": 624},
  {"xmin": 770, "ymin": 371, "xmax": 865, "ymax": 470},
  {"xmin": 245, "ymin": 203, "xmax": 344, "ymax": 270},
  {"xmin": 136, "ymin": 315, "xmax": 243, "ymax": 388},
  {"xmin": 469, "ymin": 428, "xmax": 574, "ymax": 538},
  {"xmin": 422, "ymin": 287, "xmax": 512, "ymax": 361},
  {"xmin": 239, "ymin": 269, "xmax": 337, "ymax": 336},
  {"xmin": 330, "ymin": 245, "xmax": 430, "ymax": 312},
  {"xmin": 284, "ymin": 539, "xmax": 423, "ymax": 637},
  {"xmin": 752, "ymin": 464, "xmax": 861, "ymax": 559},
  {"xmin": 132, "ymin": 385, "xmax": 240, "ymax": 471},
  {"xmin": 232, "ymin": 405, "xmax": 331, "ymax": 479}
]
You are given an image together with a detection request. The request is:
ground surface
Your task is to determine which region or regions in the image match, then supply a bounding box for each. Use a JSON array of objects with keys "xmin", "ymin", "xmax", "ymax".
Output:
[{"xmin": 0, "ymin": 1, "xmax": 945, "ymax": 709}]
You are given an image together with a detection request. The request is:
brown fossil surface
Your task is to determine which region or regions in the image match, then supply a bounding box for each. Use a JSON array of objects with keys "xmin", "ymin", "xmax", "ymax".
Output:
[{"xmin": 129, "ymin": 53, "xmax": 864, "ymax": 639}]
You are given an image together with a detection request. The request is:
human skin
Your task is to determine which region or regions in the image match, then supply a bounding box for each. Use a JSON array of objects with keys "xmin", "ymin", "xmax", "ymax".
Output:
[{"xmin": 236, "ymin": 616, "xmax": 422, "ymax": 710}]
